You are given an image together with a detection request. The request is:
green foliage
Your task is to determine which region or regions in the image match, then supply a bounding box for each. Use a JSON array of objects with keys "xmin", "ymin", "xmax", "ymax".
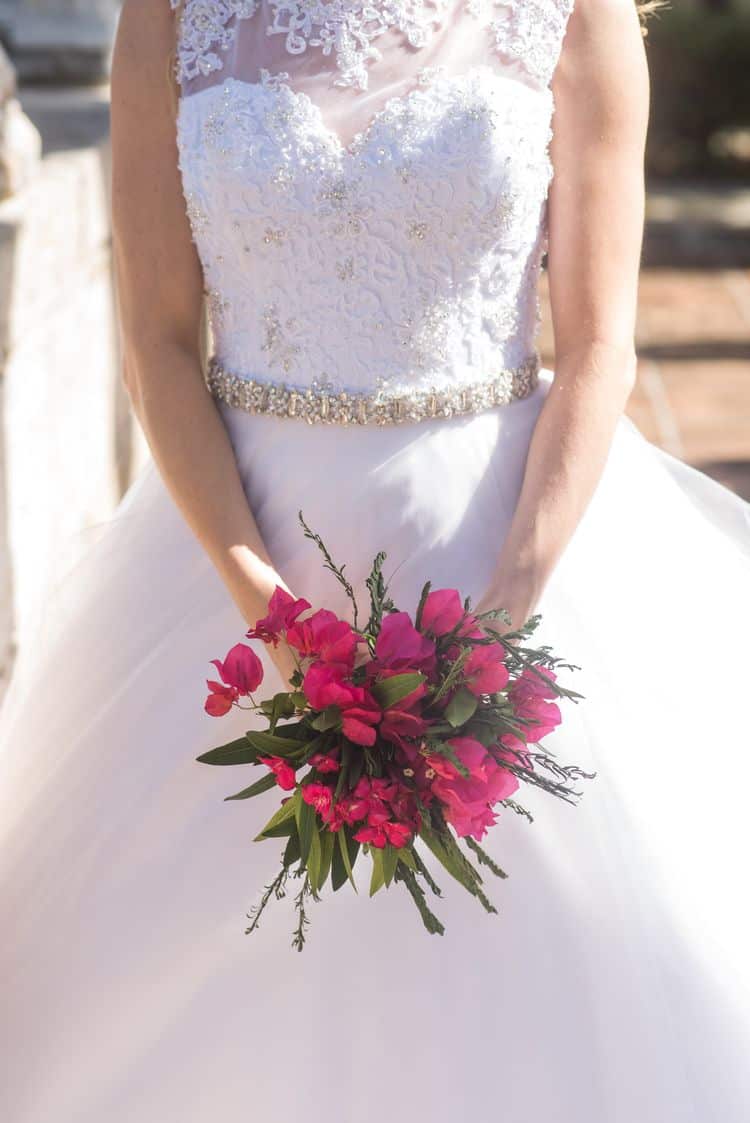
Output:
[
  {"xmin": 370, "ymin": 672, "xmax": 426, "ymax": 709},
  {"xmin": 196, "ymin": 735, "xmax": 259, "ymax": 767}
]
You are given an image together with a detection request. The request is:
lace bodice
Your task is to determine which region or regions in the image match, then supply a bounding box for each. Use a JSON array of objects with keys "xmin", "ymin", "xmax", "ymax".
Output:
[{"xmin": 171, "ymin": 0, "xmax": 574, "ymax": 416}]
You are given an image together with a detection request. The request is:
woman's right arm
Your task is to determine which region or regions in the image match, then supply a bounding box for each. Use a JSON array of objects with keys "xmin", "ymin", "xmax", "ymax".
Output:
[{"xmin": 111, "ymin": 0, "xmax": 295, "ymax": 671}]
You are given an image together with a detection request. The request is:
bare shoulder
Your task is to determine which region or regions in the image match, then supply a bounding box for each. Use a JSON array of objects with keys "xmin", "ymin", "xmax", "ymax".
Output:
[
  {"xmin": 565, "ymin": 0, "xmax": 644, "ymax": 38},
  {"xmin": 111, "ymin": 0, "xmax": 177, "ymax": 103},
  {"xmin": 555, "ymin": 0, "xmax": 648, "ymax": 114},
  {"xmin": 559, "ymin": 0, "xmax": 645, "ymax": 78}
]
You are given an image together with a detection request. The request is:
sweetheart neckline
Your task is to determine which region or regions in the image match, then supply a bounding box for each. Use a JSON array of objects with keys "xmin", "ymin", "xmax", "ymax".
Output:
[{"xmin": 179, "ymin": 64, "xmax": 551, "ymax": 161}]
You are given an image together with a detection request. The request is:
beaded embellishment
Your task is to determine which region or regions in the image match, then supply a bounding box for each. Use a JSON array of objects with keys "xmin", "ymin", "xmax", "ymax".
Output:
[{"xmin": 205, "ymin": 354, "xmax": 540, "ymax": 425}]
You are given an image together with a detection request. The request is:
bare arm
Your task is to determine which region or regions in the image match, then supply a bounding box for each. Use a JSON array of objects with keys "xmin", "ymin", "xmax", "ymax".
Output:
[
  {"xmin": 476, "ymin": 0, "xmax": 649, "ymax": 626},
  {"xmin": 111, "ymin": 0, "xmax": 294, "ymax": 668}
]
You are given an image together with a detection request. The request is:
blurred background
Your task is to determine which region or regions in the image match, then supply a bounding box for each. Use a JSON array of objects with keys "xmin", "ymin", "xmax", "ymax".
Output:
[{"xmin": 0, "ymin": 0, "xmax": 747, "ymax": 686}]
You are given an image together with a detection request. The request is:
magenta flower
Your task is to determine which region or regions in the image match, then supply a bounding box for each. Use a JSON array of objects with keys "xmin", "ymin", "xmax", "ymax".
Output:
[
  {"xmin": 302, "ymin": 662, "xmax": 355, "ymax": 710},
  {"xmin": 309, "ymin": 750, "xmax": 340, "ymax": 774},
  {"xmin": 286, "ymin": 608, "xmax": 357, "ymax": 668},
  {"xmin": 509, "ymin": 667, "xmax": 562, "ymax": 743},
  {"xmin": 428, "ymin": 736, "xmax": 519, "ymax": 840},
  {"xmin": 204, "ymin": 680, "xmax": 238, "ymax": 717},
  {"xmin": 497, "ymin": 732, "xmax": 533, "ymax": 770},
  {"xmin": 419, "ymin": 588, "xmax": 483, "ymax": 638},
  {"xmin": 463, "ymin": 642, "xmax": 510, "ymax": 696},
  {"xmin": 382, "ymin": 820, "xmax": 413, "ymax": 848},
  {"xmin": 246, "ymin": 586, "xmax": 311, "ymax": 647},
  {"xmin": 379, "ymin": 704, "xmax": 427, "ymax": 751},
  {"xmin": 301, "ymin": 781, "xmax": 334, "ymax": 820},
  {"xmin": 303, "ymin": 663, "xmax": 381, "ymax": 746},
  {"xmin": 210, "ymin": 642, "xmax": 264, "ymax": 695},
  {"xmin": 374, "ymin": 611, "xmax": 436, "ymax": 673},
  {"xmin": 353, "ymin": 824, "xmax": 388, "ymax": 848},
  {"xmin": 260, "ymin": 755, "xmax": 297, "ymax": 791}
]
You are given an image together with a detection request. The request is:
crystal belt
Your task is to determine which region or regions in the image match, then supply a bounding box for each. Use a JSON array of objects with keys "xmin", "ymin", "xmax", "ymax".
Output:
[{"xmin": 205, "ymin": 354, "xmax": 540, "ymax": 426}]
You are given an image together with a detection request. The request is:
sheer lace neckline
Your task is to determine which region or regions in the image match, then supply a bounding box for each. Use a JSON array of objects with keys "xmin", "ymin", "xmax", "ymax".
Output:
[
  {"xmin": 171, "ymin": 0, "xmax": 450, "ymax": 90},
  {"xmin": 264, "ymin": 0, "xmax": 448, "ymax": 89},
  {"xmin": 171, "ymin": 0, "xmax": 575, "ymax": 98}
]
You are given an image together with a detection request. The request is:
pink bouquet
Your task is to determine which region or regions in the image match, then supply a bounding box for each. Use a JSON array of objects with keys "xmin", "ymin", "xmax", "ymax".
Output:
[{"xmin": 199, "ymin": 515, "xmax": 590, "ymax": 949}]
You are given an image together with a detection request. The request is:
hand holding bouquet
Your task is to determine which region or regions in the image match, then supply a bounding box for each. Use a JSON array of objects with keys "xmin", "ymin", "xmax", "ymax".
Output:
[{"xmin": 199, "ymin": 515, "xmax": 591, "ymax": 950}]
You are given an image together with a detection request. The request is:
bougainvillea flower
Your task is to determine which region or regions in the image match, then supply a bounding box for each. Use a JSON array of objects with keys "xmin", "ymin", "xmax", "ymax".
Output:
[
  {"xmin": 204, "ymin": 680, "xmax": 238, "ymax": 717},
  {"xmin": 341, "ymin": 704, "xmax": 381, "ymax": 747},
  {"xmin": 286, "ymin": 609, "xmax": 358, "ymax": 668},
  {"xmin": 379, "ymin": 703, "xmax": 427, "ymax": 751},
  {"xmin": 210, "ymin": 643, "xmax": 264, "ymax": 695},
  {"xmin": 374, "ymin": 611, "xmax": 436, "ymax": 673},
  {"xmin": 429, "ymin": 736, "xmax": 519, "ymax": 840},
  {"xmin": 463, "ymin": 642, "xmax": 510, "ymax": 696},
  {"xmin": 497, "ymin": 733, "xmax": 534, "ymax": 770},
  {"xmin": 509, "ymin": 667, "xmax": 562, "ymax": 742},
  {"xmin": 246, "ymin": 586, "xmax": 311, "ymax": 647},
  {"xmin": 302, "ymin": 662, "xmax": 356, "ymax": 710},
  {"xmin": 419, "ymin": 588, "xmax": 483, "ymax": 639},
  {"xmin": 259, "ymin": 755, "xmax": 297, "ymax": 791},
  {"xmin": 303, "ymin": 663, "xmax": 381, "ymax": 745}
]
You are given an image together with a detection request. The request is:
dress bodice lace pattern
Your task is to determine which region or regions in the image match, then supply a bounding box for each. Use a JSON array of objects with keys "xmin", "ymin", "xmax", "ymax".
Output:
[{"xmin": 171, "ymin": 0, "xmax": 574, "ymax": 422}]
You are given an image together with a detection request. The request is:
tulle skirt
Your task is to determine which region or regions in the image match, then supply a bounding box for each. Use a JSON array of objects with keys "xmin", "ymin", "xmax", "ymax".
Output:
[{"xmin": 1, "ymin": 371, "xmax": 749, "ymax": 1122}]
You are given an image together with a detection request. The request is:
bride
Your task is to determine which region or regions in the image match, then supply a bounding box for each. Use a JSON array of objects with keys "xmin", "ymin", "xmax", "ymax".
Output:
[{"xmin": 2, "ymin": 0, "xmax": 749, "ymax": 1119}]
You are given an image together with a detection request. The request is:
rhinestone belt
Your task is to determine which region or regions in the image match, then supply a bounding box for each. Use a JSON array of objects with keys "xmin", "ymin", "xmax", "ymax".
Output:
[{"xmin": 206, "ymin": 354, "xmax": 540, "ymax": 426}]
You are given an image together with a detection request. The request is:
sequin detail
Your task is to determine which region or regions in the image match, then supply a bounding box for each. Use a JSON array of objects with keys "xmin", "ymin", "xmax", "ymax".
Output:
[{"xmin": 205, "ymin": 354, "xmax": 540, "ymax": 425}]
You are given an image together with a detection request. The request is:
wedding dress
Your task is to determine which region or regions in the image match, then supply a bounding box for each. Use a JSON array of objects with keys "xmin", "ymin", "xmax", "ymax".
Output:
[{"xmin": 2, "ymin": 1, "xmax": 750, "ymax": 1119}]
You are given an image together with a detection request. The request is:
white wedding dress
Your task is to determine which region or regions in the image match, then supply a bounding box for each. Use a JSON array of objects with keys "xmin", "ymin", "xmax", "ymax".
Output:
[{"xmin": 2, "ymin": 2, "xmax": 750, "ymax": 1120}]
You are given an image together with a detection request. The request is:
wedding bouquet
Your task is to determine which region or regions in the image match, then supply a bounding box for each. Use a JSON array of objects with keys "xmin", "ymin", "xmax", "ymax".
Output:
[{"xmin": 199, "ymin": 515, "xmax": 590, "ymax": 950}]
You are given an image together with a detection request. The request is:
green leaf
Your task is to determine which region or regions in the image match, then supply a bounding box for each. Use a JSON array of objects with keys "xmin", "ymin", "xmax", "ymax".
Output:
[
  {"xmin": 318, "ymin": 828, "xmax": 335, "ymax": 890},
  {"xmin": 224, "ymin": 770, "xmax": 277, "ymax": 801},
  {"xmin": 246, "ymin": 729, "xmax": 309, "ymax": 758},
  {"xmin": 463, "ymin": 721, "xmax": 498, "ymax": 747},
  {"xmin": 382, "ymin": 844, "xmax": 398, "ymax": 887},
  {"xmin": 283, "ymin": 828, "xmax": 301, "ymax": 867},
  {"xmin": 311, "ymin": 705, "xmax": 341, "ymax": 732},
  {"xmin": 254, "ymin": 790, "xmax": 299, "ymax": 841},
  {"xmin": 295, "ymin": 792, "xmax": 317, "ymax": 866},
  {"xmin": 306, "ymin": 825, "xmax": 322, "ymax": 892},
  {"xmin": 370, "ymin": 672, "xmax": 425, "ymax": 710},
  {"xmin": 414, "ymin": 580, "xmax": 432, "ymax": 631},
  {"xmin": 290, "ymin": 692, "xmax": 307, "ymax": 709},
  {"xmin": 334, "ymin": 742, "xmax": 352, "ymax": 799},
  {"xmin": 396, "ymin": 846, "xmax": 417, "ymax": 871},
  {"xmin": 444, "ymin": 685, "xmax": 479, "ymax": 728},
  {"xmin": 369, "ymin": 848, "xmax": 386, "ymax": 897},
  {"xmin": 270, "ymin": 692, "xmax": 296, "ymax": 727},
  {"xmin": 348, "ymin": 750, "xmax": 365, "ymax": 790},
  {"xmin": 196, "ymin": 736, "xmax": 258, "ymax": 767},
  {"xmin": 331, "ymin": 838, "xmax": 348, "ymax": 892},
  {"xmin": 337, "ymin": 828, "xmax": 359, "ymax": 891},
  {"xmin": 419, "ymin": 825, "xmax": 480, "ymax": 895}
]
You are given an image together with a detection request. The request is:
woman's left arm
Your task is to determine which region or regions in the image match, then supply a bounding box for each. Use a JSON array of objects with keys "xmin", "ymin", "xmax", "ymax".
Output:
[{"xmin": 476, "ymin": 0, "xmax": 650, "ymax": 626}]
